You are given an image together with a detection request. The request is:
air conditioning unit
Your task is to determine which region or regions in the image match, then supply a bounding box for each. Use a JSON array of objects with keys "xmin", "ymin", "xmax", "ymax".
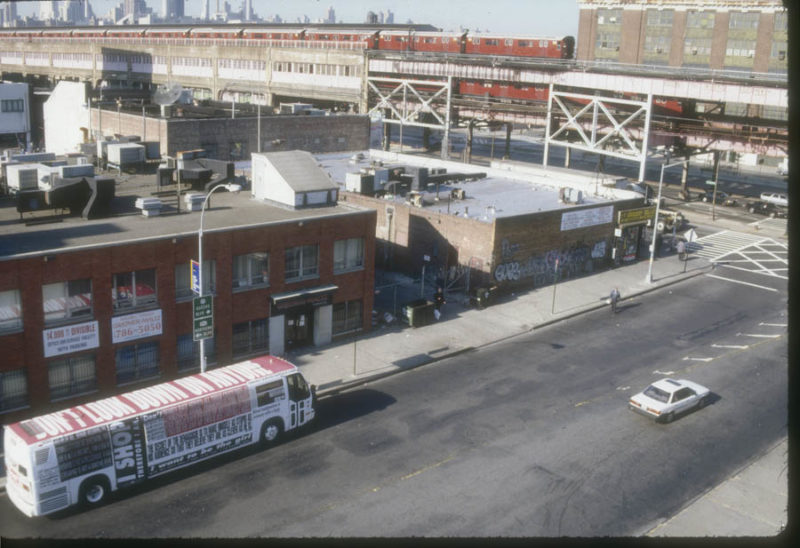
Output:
[{"xmin": 451, "ymin": 188, "xmax": 466, "ymax": 200}]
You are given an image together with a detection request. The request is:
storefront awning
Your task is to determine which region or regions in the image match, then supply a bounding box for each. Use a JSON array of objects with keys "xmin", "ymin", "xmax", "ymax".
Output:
[{"xmin": 270, "ymin": 284, "xmax": 339, "ymax": 308}]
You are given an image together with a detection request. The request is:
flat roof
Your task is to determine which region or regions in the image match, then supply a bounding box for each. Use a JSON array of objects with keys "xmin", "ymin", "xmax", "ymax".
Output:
[
  {"xmin": 0, "ymin": 171, "xmax": 369, "ymax": 261},
  {"xmin": 315, "ymin": 150, "xmax": 638, "ymax": 222}
]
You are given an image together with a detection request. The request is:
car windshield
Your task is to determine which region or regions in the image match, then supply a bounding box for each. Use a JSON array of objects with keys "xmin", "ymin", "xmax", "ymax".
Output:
[{"xmin": 643, "ymin": 385, "xmax": 670, "ymax": 403}]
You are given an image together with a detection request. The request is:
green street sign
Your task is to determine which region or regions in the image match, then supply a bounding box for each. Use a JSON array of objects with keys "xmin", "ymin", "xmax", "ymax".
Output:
[
  {"xmin": 706, "ymin": 180, "xmax": 716, "ymax": 186},
  {"xmin": 193, "ymin": 296, "xmax": 213, "ymax": 341}
]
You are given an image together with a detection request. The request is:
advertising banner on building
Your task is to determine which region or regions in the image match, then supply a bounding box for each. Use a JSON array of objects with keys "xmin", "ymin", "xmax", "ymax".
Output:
[
  {"xmin": 112, "ymin": 309, "xmax": 163, "ymax": 344},
  {"xmin": 560, "ymin": 206, "xmax": 614, "ymax": 231},
  {"xmin": 43, "ymin": 320, "xmax": 100, "ymax": 358}
]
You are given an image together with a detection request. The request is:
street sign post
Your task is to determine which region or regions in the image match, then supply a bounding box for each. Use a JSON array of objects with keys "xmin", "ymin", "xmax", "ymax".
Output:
[{"xmin": 193, "ymin": 295, "xmax": 213, "ymax": 341}]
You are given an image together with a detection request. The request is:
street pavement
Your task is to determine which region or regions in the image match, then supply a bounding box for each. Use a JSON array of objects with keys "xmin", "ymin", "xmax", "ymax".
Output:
[{"xmin": 0, "ymin": 200, "xmax": 789, "ymax": 538}]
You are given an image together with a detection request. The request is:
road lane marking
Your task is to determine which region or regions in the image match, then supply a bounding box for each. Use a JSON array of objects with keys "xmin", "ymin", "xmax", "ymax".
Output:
[
  {"xmin": 760, "ymin": 323, "xmax": 787, "ymax": 327},
  {"xmin": 705, "ymin": 274, "xmax": 779, "ymax": 292},
  {"xmin": 616, "ymin": 386, "xmax": 631, "ymax": 391},
  {"xmin": 712, "ymin": 344, "xmax": 749, "ymax": 349},
  {"xmin": 574, "ymin": 400, "xmax": 590, "ymax": 407},
  {"xmin": 682, "ymin": 357, "xmax": 713, "ymax": 362},
  {"xmin": 653, "ymin": 370, "xmax": 676, "ymax": 375},
  {"xmin": 737, "ymin": 333, "xmax": 782, "ymax": 339}
]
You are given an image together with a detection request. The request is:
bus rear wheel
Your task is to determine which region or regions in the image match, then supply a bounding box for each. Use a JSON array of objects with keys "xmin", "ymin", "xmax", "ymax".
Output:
[
  {"xmin": 80, "ymin": 476, "xmax": 110, "ymax": 507},
  {"xmin": 260, "ymin": 419, "xmax": 283, "ymax": 446}
]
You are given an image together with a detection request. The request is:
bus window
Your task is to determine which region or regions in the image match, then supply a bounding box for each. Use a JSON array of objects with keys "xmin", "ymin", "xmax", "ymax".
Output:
[
  {"xmin": 255, "ymin": 380, "xmax": 284, "ymax": 407},
  {"xmin": 286, "ymin": 373, "xmax": 310, "ymax": 400}
]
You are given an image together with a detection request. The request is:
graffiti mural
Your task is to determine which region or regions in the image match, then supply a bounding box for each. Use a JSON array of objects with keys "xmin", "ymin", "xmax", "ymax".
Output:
[{"xmin": 493, "ymin": 239, "xmax": 610, "ymax": 286}]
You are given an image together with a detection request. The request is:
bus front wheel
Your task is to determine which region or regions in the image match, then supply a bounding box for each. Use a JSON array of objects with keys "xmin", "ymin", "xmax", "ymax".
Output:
[
  {"xmin": 261, "ymin": 419, "xmax": 283, "ymax": 446},
  {"xmin": 80, "ymin": 476, "xmax": 110, "ymax": 507}
]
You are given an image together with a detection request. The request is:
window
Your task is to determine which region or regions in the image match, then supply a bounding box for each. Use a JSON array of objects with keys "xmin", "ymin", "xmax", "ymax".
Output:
[
  {"xmin": 1, "ymin": 369, "xmax": 28, "ymax": 413},
  {"xmin": 0, "ymin": 289, "xmax": 22, "ymax": 332},
  {"xmin": 233, "ymin": 252, "xmax": 269, "ymax": 289},
  {"xmin": 687, "ymin": 10, "xmax": 714, "ymax": 29},
  {"xmin": 773, "ymin": 12, "xmax": 787, "ymax": 32},
  {"xmin": 333, "ymin": 238, "xmax": 364, "ymax": 272},
  {"xmin": 1, "ymin": 99, "xmax": 24, "ymax": 113},
  {"xmin": 285, "ymin": 244, "xmax": 319, "ymax": 281},
  {"xmin": 176, "ymin": 333, "xmax": 217, "ymax": 372},
  {"xmin": 232, "ymin": 319, "xmax": 268, "ymax": 358},
  {"xmin": 42, "ymin": 279, "xmax": 92, "ymax": 324},
  {"xmin": 646, "ymin": 9, "xmax": 673, "ymax": 27},
  {"xmin": 112, "ymin": 269, "xmax": 156, "ymax": 311},
  {"xmin": 48, "ymin": 354, "xmax": 96, "ymax": 401},
  {"xmin": 115, "ymin": 341, "xmax": 160, "ymax": 385},
  {"xmin": 175, "ymin": 261, "xmax": 215, "ymax": 300},
  {"xmin": 332, "ymin": 300, "xmax": 362, "ymax": 335},
  {"xmin": 729, "ymin": 11, "xmax": 759, "ymax": 30}
]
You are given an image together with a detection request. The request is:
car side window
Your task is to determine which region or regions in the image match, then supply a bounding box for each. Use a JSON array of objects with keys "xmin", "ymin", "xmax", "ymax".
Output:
[{"xmin": 673, "ymin": 388, "xmax": 692, "ymax": 402}]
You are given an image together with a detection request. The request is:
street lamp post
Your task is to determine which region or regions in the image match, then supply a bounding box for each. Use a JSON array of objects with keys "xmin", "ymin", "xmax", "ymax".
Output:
[
  {"xmin": 647, "ymin": 158, "xmax": 688, "ymax": 284},
  {"xmin": 198, "ymin": 183, "xmax": 242, "ymax": 372}
]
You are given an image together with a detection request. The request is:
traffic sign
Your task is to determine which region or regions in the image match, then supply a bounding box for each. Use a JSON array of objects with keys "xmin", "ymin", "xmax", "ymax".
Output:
[
  {"xmin": 193, "ymin": 295, "xmax": 213, "ymax": 341},
  {"xmin": 705, "ymin": 180, "xmax": 716, "ymax": 186},
  {"xmin": 191, "ymin": 260, "xmax": 201, "ymax": 295}
]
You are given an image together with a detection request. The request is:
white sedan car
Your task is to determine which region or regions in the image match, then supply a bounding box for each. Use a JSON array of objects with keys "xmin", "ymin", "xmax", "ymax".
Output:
[{"xmin": 628, "ymin": 378, "xmax": 711, "ymax": 423}]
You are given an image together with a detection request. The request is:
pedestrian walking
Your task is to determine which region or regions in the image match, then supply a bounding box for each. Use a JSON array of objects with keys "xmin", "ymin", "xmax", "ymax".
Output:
[
  {"xmin": 433, "ymin": 287, "xmax": 446, "ymax": 320},
  {"xmin": 677, "ymin": 239, "xmax": 687, "ymax": 261},
  {"xmin": 609, "ymin": 287, "xmax": 620, "ymax": 314}
]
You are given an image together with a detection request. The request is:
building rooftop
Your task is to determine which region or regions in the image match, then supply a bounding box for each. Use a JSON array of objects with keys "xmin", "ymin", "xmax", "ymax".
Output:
[
  {"xmin": 0, "ymin": 170, "xmax": 369, "ymax": 261},
  {"xmin": 315, "ymin": 150, "xmax": 640, "ymax": 222}
]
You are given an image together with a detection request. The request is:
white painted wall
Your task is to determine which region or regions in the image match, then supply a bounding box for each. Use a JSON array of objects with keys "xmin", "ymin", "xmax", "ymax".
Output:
[
  {"xmin": 43, "ymin": 81, "xmax": 89, "ymax": 155},
  {"xmin": 0, "ymin": 82, "xmax": 30, "ymax": 145}
]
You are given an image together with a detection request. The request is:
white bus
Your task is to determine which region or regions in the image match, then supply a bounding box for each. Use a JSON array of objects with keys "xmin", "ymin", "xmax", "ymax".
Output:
[{"xmin": 4, "ymin": 355, "xmax": 315, "ymax": 517}]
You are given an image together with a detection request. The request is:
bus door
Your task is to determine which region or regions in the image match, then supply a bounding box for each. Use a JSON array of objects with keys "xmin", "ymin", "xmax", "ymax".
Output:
[{"xmin": 286, "ymin": 373, "xmax": 313, "ymax": 428}]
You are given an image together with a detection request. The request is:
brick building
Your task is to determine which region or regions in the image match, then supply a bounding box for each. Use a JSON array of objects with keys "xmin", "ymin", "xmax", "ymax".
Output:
[
  {"xmin": 323, "ymin": 150, "xmax": 649, "ymax": 294},
  {"xmin": 576, "ymin": 0, "xmax": 787, "ymax": 73},
  {"xmin": 0, "ymin": 151, "xmax": 376, "ymax": 422}
]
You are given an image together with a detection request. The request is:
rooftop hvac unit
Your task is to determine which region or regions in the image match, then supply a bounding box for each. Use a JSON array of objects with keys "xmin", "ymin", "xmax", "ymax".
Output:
[
  {"xmin": 451, "ymin": 188, "xmax": 466, "ymax": 200},
  {"xmin": 408, "ymin": 191, "xmax": 423, "ymax": 207}
]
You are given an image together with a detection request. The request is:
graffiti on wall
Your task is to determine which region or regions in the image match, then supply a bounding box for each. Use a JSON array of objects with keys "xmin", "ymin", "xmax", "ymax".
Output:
[{"xmin": 493, "ymin": 239, "xmax": 609, "ymax": 286}]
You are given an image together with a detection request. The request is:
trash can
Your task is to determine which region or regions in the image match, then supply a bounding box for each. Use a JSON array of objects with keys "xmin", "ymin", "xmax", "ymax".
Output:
[{"xmin": 401, "ymin": 299, "xmax": 435, "ymax": 327}]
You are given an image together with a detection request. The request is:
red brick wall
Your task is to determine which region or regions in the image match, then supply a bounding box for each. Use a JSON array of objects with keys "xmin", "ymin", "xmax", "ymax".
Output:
[{"xmin": 0, "ymin": 210, "xmax": 375, "ymax": 423}]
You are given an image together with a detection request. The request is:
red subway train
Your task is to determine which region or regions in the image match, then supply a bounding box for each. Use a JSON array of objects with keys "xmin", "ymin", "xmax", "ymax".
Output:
[{"xmin": 0, "ymin": 24, "xmax": 574, "ymax": 60}]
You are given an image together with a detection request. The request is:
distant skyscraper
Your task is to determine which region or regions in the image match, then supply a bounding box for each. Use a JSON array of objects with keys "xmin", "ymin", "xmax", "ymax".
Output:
[
  {"xmin": 244, "ymin": 0, "xmax": 252, "ymax": 21},
  {"xmin": 59, "ymin": 0, "xmax": 85, "ymax": 22},
  {"xmin": 39, "ymin": 1, "xmax": 58, "ymax": 21},
  {"xmin": 1, "ymin": 1, "xmax": 18, "ymax": 26},
  {"xmin": 365, "ymin": 11, "xmax": 377, "ymax": 24},
  {"xmin": 162, "ymin": 0, "xmax": 184, "ymax": 19},
  {"xmin": 201, "ymin": 0, "xmax": 209, "ymax": 20},
  {"xmin": 326, "ymin": 6, "xmax": 335, "ymax": 24},
  {"xmin": 385, "ymin": 10, "xmax": 394, "ymax": 24}
]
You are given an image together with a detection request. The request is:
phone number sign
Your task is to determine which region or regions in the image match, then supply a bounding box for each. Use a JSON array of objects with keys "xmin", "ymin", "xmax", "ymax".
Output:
[{"xmin": 112, "ymin": 309, "xmax": 163, "ymax": 344}]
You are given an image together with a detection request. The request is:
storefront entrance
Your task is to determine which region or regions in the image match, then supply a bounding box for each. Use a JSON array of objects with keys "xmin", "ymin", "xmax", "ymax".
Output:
[{"xmin": 284, "ymin": 306, "xmax": 313, "ymax": 350}]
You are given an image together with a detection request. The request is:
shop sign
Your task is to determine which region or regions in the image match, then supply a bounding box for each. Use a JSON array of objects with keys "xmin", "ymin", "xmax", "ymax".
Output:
[
  {"xmin": 560, "ymin": 206, "xmax": 613, "ymax": 231},
  {"xmin": 112, "ymin": 309, "xmax": 163, "ymax": 344},
  {"xmin": 273, "ymin": 292, "xmax": 332, "ymax": 311},
  {"xmin": 618, "ymin": 206, "xmax": 656, "ymax": 226},
  {"xmin": 43, "ymin": 320, "xmax": 100, "ymax": 358}
]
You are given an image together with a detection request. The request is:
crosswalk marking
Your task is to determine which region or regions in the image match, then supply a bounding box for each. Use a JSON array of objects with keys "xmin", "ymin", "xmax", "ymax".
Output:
[
  {"xmin": 760, "ymin": 323, "xmax": 787, "ymax": 327},
  {"xmin": 705, "ymin": 273, "xmax": 779, "ymax": 292},
  {"xmin": 682, "ymin": 357, "xmax": 713, "ymax": 362},
  {"xmin": 689, "ymin": 231, "xmax": 788, "ymax": 280},
  {"xmin": 737, "ymin": 333, "xmax": 782, "ymax": 339},
  {"xmin": 711, "ymin": 344, "xmax": 749, "ymax": 349}
]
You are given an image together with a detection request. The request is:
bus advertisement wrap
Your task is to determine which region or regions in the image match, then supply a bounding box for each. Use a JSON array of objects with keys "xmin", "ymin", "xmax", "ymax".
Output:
[{"xmin": 109, "ymin": 417, "xmax": 147, "ymax": 487}]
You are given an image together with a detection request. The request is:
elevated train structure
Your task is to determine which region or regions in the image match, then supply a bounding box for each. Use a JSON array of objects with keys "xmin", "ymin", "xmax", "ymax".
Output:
[{"xmin": 0, "ymin": 23, "xmax": 787, "ymax": 161}]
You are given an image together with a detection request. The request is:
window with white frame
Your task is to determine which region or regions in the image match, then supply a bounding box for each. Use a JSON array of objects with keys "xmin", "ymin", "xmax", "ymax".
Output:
[
  {"xmin": 233, "ymin": 252, "xmax": 269, "ymax": 289},
  {"xmin": 175, "ymin": 261, "xmax": 215, "ymax": 300},
  {"xmin": 42, "ymin": 279, "xmax": 93, "ymax": 324},
  {"xmin": 332, "ymin": 300, "xmax": 362, "ymax": 335},
  {"xmin": 232, "ymin": 319, "xmax": 268, "ymax": 358},
  {"xmin": 112, "ymin": 268, "xmax": 157, "ymax": 311},
  {"xmin": 115, "ymin": 341, "xmax": 160, "ymax": 385},
  {"xmin": 285, "ymin": 244, "xmax": 319, "ymax": 281},
  {"xmin": 0, "ymin": 289, "xmax": 22, "ymax": 332},
  {"xmin": 729, "ymin": 11, "xmax": 759, "ymax": 30},
  {"xmin": 176, "ymin": 333, "xmax": 217, "ymax": 371},
  {"xmin": 1, "ymin": 369, "xmax": 28, "ymax": 413},
  {"xmin": 48, "ymin": 354, "xmax": 97, "ymax": 401},
  {"xmin": 687, "ymin": 10, "xmax": 714, "ymax": 29},
  {"xmin": 333, "ymin": 238, "xmax": 364, "ymax": 273}
]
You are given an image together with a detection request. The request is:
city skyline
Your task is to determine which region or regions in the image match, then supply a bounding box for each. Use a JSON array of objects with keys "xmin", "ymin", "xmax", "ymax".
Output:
[{"xmin": 8, "ymin": 0, "xmax": 580, "ymax": 37}]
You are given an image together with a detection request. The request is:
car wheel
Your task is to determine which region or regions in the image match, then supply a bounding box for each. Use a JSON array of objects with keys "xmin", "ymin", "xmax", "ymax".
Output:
[
  {"xmin": 260, "ymin": 419, "xmax": 283, "ymax": 447},
  {"xmin": 663, "ymin": 412, "xmax": 675, "ymax": 424},
  {"xmin": 80, "ymin": 476, "xmax": 110, "ymax": 507}
]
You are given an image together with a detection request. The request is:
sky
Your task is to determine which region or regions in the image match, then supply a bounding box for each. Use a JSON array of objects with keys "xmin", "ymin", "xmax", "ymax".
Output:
[{"xmin": 10, "ymin": 0, "xmax": 580, "ymax": 37}]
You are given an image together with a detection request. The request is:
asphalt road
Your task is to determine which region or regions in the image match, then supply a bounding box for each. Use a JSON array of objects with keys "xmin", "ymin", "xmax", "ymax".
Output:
[{"xmin": 0, "ymin": 269, "xmax": 787, "ymax": 537}]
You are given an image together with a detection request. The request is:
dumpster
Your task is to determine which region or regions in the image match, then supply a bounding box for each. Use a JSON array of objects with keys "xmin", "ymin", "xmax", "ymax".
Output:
[{"xmin": 401, "ymin": 299, "xmax": 435, "ymax": 327}]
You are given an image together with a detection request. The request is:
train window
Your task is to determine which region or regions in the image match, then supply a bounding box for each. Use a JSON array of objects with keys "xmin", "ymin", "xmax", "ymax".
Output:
[
  {"xmin": 486, "ymin": 39, "xmax": 498, "ymax": 46},
  {"xmin": 472, "ymin": 38, "xmax": 480, "ymax": 45},
  {"xmin": 519, "ymin": 41, "xmax": 530, "ymax": 47},
  {"xmin": 505, "ymin": 39, "xmax": 513, "ymax": 46}
]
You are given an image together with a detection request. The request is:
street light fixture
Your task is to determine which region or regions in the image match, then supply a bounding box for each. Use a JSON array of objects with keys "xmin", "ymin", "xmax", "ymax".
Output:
[
  {"xmin": 647, "ymin": 158, "xmax": 688, "ymax": 284},
  {"xmin": 198, "ymin": 183, "xmax": 242, "ymax": 372}
]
